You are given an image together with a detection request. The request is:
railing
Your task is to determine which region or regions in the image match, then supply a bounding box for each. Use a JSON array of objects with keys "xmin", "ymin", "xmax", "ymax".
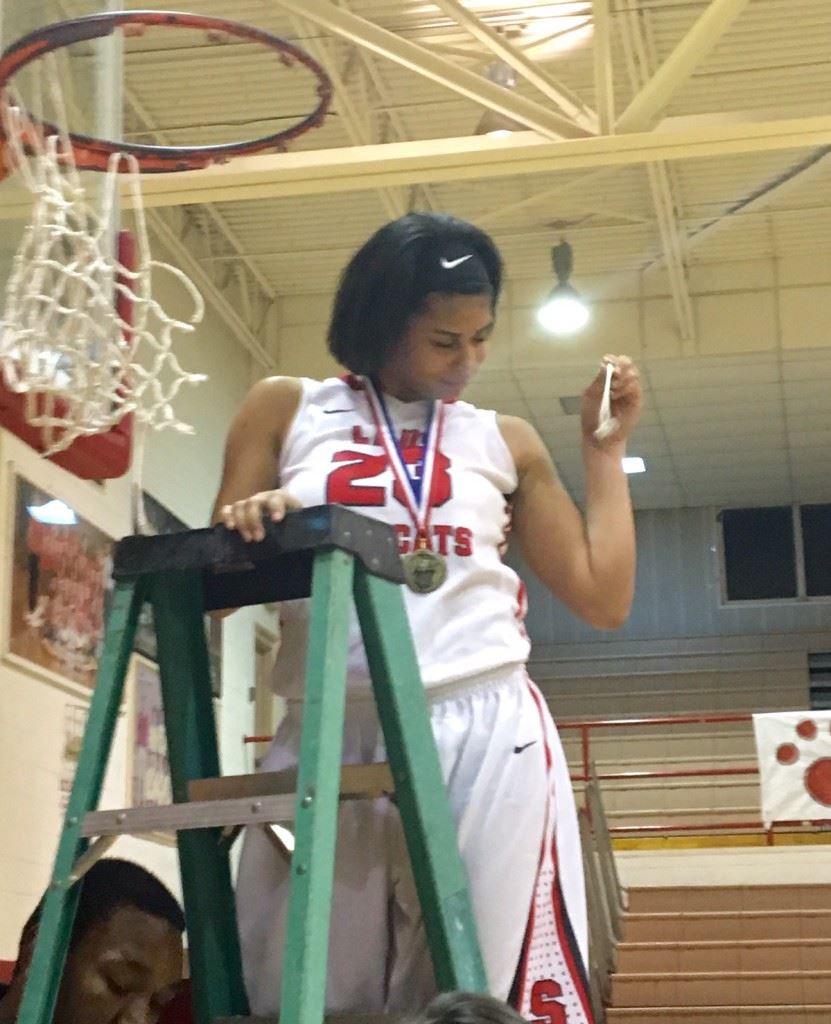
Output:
[
  {"xmin": 579, "ymin": 765, "xmax": 625, "ymax": 1024},
  {"xmin": 558, "ymin": 711, "xmax": 831, "ymax": 844},
  {"xmin": 247, "ymin": 708, "xmax": 831, "ymax": 843}
]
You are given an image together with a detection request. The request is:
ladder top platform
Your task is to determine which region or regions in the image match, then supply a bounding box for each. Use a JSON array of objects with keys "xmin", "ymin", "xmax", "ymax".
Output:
[{"xmin": 113, "ymin": 505, "xmax": 405, "ymax": 609}]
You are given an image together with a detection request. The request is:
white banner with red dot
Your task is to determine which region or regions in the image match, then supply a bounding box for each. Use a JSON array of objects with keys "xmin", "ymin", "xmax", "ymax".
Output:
[{"xmin": 752, "ymin": 711, "xmax": 831, "ymax": 829}]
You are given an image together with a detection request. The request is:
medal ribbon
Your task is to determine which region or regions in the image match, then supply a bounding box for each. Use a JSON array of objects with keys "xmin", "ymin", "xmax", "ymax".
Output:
[{"xmin": 363, "ymin": 377, "xmax": 446, "ymax": 550}]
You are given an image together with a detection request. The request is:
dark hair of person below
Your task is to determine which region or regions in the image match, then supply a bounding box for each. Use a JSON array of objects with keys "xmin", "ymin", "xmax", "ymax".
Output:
[
  {"xmin": 327, "ymin": 212, "xmax": 504, "ymax": 376},
  {"xmin": 406, "ymin": 991, "xmax": 526, "ymax": 1024},
  {"xmin": 14, "ymin": 859, "xmax": 185, "ymax": 978}
]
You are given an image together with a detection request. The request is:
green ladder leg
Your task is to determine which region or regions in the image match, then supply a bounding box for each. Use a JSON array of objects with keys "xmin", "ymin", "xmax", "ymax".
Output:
[
  {"xmin": 280, "ymin": 551, "xmax": 487, "ymax": 1024},
  {"xmin": 280, "ymin": 549, "xmax": 355, "ymax": 1024},
  {"xmin": 17, "ymin": 579, "xmax": 146, "ymax": 1024},
  {"xmin": 150, "ymin": 571, "xmax": 249, "ymax": 1024},
  {"xmin": 354, "ymin": 565, "xmax": 489, "ymax": 994}
]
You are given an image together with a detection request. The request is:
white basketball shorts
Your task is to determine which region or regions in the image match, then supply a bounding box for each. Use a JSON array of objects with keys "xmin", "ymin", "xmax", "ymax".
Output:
[{"xmin": 235, "ymin": 664, "xmax": 594, "ymax": 1022}]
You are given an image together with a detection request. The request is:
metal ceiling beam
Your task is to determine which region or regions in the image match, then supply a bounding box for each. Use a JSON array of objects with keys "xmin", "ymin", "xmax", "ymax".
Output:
[
  {"xmin": 649, "ymin": 147, "xmax": 831, "ymax": 269},
  {"xmin": 618, "ymin": 0, "xmax": 694, "ymax": 344},
  {"xmin": 592, "ymin": 0, "xmax": 615, "ymax": 135},
  {"xmin": 616, "ymin": 0, "xmax": 753, "ymax": 133},
  {"xmin": 269, "ymin": 0, "xmax": 591, "ymax": 140},
  {"xmin": 122, "ymin": 87, "xmax": 276, "ymax": 367},
  {"xmin": 430, "ymin": 0, "xmax": 598, "ymax": 133},
  {"xmin": 147, "ymin": 208, "xmax": 275, "ymax": 368},
  {"xmin": 284, "ymin": 12, "xmax": 405, "ymax": 220},
  {"xmin": 645, "ymin": 162, "xmax": 695, "ymax": 343},
  {"xmin": 336, "ymin": 0, "xmax": 439, "ymax": 212},
  {"xmin": 477, "ymin": 168, "xmax": 617, "ymax": 227},
  {"xmin": 122, "ymin": 83, "xmax": 276, "ymax": 304},
  {"xmin": 475, "ymin": 104, "xmax": 831, "ymax": 229},
  {"xmin": 2, "ymin": 117, "xmax": 831, "ymax": 216}
]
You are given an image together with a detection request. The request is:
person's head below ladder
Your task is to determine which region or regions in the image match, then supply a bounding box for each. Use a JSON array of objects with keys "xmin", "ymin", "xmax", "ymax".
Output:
[{"xmin": 0, "ymin": 858, "xmax": 185, "ymax": 1024}]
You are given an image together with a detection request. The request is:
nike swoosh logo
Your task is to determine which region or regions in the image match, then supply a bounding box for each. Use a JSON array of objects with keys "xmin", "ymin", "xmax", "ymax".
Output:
[
  {"xmin": 323, "ymin": 408, "xmax": 354, "ymax": 414},
  {"xmin": 513, "ymin": 741, "xmax": 537, "ymax": 754},
  {"xmin": 440, "ymin": 254, "xmax": 473, "ymax": 270}
]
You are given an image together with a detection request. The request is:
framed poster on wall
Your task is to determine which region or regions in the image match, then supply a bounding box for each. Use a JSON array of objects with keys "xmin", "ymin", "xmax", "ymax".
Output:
[
  {"xmin": 5, "ymin": 473, "xmax": 114, "ymax": 690},
  {"xmin": 127, "ymin": 653, "xmax": 173, "ymax": 809}
]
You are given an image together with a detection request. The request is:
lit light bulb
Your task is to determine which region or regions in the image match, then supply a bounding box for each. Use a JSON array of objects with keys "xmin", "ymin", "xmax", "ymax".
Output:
[{"xmin": 537, "ymin": 291, "xmax": 590, "ymax": 335}]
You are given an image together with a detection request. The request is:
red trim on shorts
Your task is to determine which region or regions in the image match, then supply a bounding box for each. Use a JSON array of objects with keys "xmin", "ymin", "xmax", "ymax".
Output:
[
  {"xmin": 550, "ymin": 841, "xmax": 595, "ymax": 1023},
  {"xmin": 527, "ymin": 677, "xmax": 552, "ymax": 772},
  {"xmin": 522, "ymin": 678, "xmax": 594, "ymax": 1023},
  {"xmin": 512, "ymin": 859, "xmax": 539, "ymax": 1012}
]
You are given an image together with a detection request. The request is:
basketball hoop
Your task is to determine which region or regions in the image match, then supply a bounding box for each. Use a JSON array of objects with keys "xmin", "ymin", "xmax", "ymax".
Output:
[
  {"xmin": 0, "ymin": 10, "xmax": 333, "ymax": 177},
  {"xmin": 0, "ymin": 11, "xmax": 332, "ymax": 479}
]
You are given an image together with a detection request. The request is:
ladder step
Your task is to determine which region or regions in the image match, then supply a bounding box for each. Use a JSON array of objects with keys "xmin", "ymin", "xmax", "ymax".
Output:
[
  {"xmin": 113, "ymin": 505, "xmax": 404, "ymax": 609},
  {"xmin": 83, "ymin": 793, "xmax": 295, "ymax": 837},
  {"xmin": 84, "ymin": 765, "xmax": 396, "ymax": 837},
  {"xmin": 189, "ymin": 763, "xmax": 394, "ymax": 803}
]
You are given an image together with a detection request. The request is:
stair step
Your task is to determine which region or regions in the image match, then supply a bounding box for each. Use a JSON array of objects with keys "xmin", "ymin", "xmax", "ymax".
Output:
[
  {"xmin": 626, "ymin": 884, "xmax": 831, "ymax": 915},
  {"xmin": 622, "ymin": 908, "xmax": 831, "ymax": 942},
  {"xmin": 606, "ymin": 1005, "xmax": 831, "ymax": 1023},
  {"xmin": 617, "ymin": 937, "xmax": 831, "ymax": 972},
  {"xmin": 609, "ymin": 970, "xmax": 831, "ymax": 1007}
]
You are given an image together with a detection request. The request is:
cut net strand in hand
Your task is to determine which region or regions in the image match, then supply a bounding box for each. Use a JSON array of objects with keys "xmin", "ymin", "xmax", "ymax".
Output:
[
  {"xmin": 594, "ymin": 361, "xmax": 619, "ymax": 441},
  {"xmin": 0, "ymin": 60, "xmax": 206, "ymax": 457}
]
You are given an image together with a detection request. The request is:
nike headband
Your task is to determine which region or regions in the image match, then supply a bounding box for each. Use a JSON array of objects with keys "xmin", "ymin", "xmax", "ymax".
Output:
[{"xmin": 414, "ymin": 247, "xmax": 493, "ymax": 299}]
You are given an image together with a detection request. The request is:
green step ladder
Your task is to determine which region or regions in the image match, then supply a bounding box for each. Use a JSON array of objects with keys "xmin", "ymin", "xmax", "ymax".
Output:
[{"xmin": 18, "ymin": 505, "xmax": 488, "ymax": 1024}]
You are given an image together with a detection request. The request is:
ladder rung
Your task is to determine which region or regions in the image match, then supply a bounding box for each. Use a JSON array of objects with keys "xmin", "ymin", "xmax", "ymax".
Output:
[
  {"xmin": 82, "ymin": 793, "xmax": 295, "ymax": 837},
  {"xmin": 189, "ymin": 763, "xmax": 394, "ymax": 803},
  {"xmin": 83, "ymin": 764, "xmax": 396, "ymax": 838}
]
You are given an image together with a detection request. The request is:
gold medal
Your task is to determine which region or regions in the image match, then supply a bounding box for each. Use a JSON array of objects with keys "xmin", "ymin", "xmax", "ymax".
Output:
[
  {"xmin": 402, "ymin": 547, "xmax": 447, "ymax": 594},
  {"xmin": 363, "ymin": 378, "xmax": 450, "ymax": 595}
]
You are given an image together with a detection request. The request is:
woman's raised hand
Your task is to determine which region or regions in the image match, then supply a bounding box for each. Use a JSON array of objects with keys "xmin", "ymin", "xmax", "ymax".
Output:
[{"xmin": 581, "ymin": 354, "xmax": 642, "ymax": 445}]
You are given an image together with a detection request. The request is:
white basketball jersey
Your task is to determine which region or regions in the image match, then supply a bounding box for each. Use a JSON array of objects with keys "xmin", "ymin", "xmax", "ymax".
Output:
[{"xmin": 272, "ymin": 376, "xmax": 530, "ymax": 695}]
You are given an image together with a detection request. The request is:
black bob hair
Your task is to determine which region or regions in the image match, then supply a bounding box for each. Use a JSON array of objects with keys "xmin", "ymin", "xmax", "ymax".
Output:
[
  {"xmin": 15, "ymin": 859, "xmax": 184, "ymax": 975},
  {"xmin": 407, "ymin": 992, "xmax": 526, "ymax": 1024},
  {"xmin": 327, "ymin": 212, "xmax": 503, "ymax": 376}
]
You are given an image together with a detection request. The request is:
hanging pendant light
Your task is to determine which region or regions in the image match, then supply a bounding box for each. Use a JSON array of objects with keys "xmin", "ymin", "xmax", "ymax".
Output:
[{"xmin": 537, "ymin": 240, "xmax": 590, "ymax": 335}]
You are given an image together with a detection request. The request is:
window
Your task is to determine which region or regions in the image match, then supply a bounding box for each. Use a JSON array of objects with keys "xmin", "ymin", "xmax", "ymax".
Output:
[
  {"xmin": 720, "ymin": 504, "xmax": 831, "ymax": 603},
  {"xmin": 720, "ymin": 507, "xmax": 797, "ymax": 601},
  {"xmin": 801, "ymin": 504, "xmax": 831, "ymax": 598}
]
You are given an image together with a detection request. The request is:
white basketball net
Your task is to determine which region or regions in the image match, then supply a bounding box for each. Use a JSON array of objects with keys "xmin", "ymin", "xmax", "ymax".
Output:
[{"xmin": 0, "ymin": 62, "xmax": 206, "ymax": 457}]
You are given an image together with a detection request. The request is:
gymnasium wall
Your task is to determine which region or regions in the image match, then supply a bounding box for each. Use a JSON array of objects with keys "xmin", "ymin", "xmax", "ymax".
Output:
[
  {"xmin": 0, "ymin": 235, "xmax": 269, "ymax": 958},
  {"xmin": 522, "ymin": 503, "xmax": 831, "ymax": 713}
]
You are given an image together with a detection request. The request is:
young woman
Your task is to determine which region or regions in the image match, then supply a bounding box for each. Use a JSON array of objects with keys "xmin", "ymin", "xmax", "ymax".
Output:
[{"xmin": 213, "ymin": 213, "xmax": 640, "ymax": 1021}]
